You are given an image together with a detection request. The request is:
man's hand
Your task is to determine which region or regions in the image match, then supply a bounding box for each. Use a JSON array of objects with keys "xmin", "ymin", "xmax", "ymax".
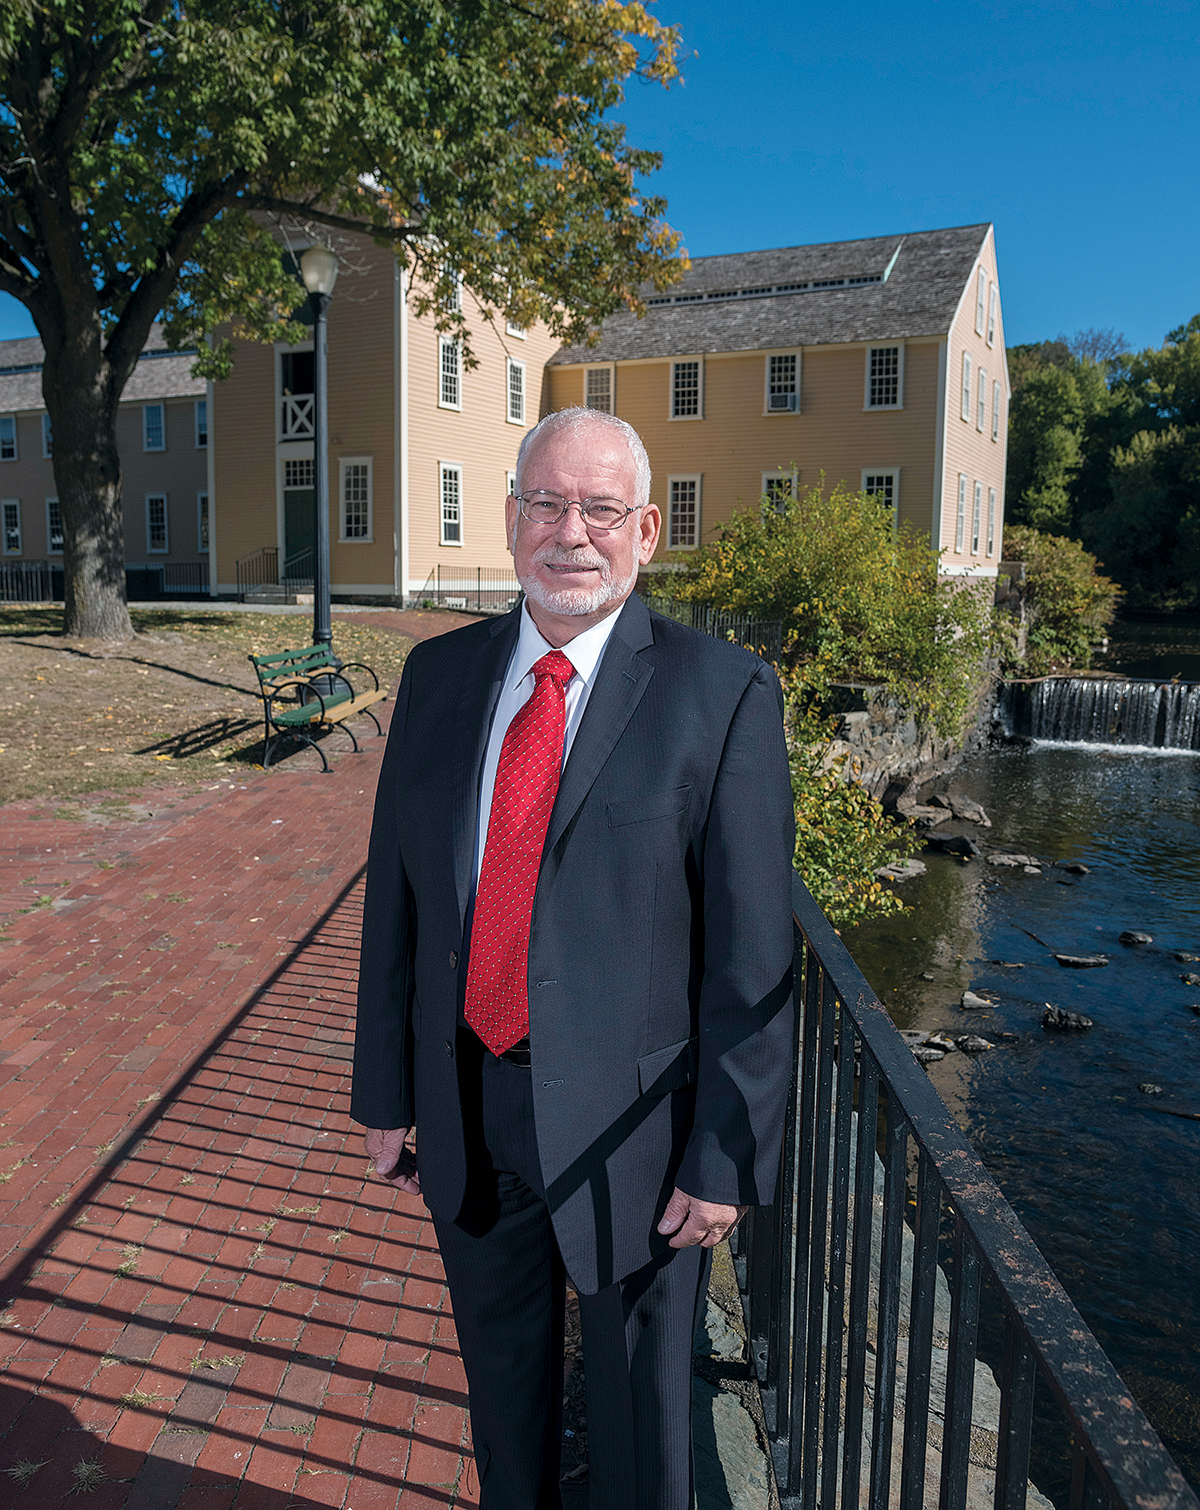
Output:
[
  {"xmin": 365, "ymin": 1127, "xmax": 421, "ymax": 1195},
  {"xmin": 657, "ymin": 1187, "xmax": 749, "ymax": 1250}
]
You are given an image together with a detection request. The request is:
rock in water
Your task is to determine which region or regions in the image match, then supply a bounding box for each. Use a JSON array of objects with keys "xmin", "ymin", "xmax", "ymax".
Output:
[
  {"xmin": 1138, "ymin": 1083, "xmax": 1163, "ymax": 1095},
  {"xmin": 960, "ymin": 990, "xmax": 992, "ymax": 1011},
  {"xmin": 1043, "ymin": 1004, "xmax": 1094, "ymax": 1030},
  {"xmin": 875, "ymin": 858, "xmax": 927, "ymax": 882},
  {"xmin": 1055, "ymin": 860, "xmax": 1091, "ymax": 875},
  {"xmin": 987, "ymin": 852, "xmax": 1043, "ymax": 868},
  {"xmin": 1182, "ymin": 973, "xmax": 1200, "ymax": 987},
  {"xmin": 1174, "ymin": 952, "xmax": 1200, "ymax": 964},
  {"xmin": 927, "ymin": 834, "xmax": 981, "ymax": 859},
  {"xmin": 1053, "ymin": 953, "xmax": 1109, "ymax": 969},
  {"xmin": 955, "ymin": 1035, "xmax": 993, "ymax": 1053},
  {"xmin": 913, "ymin": 1046, "xmax": 946, "ymax": 1065},
  {"xmin": 1119, "ymin": 931, "xmax": 1154, "ymax": 946},
  {"xmin": 925, "ymin": 1032, "xmax": 957, "ymax": 1052}
]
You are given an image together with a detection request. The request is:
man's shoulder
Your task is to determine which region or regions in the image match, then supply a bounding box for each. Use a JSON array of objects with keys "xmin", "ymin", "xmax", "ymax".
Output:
[
  {"xmin": 405, "ymin": 611, "xmax": 514, "ymax": 671},
  {"xmin": 642, "ymin": 605, "xmax": 774, "ymax": 685}
]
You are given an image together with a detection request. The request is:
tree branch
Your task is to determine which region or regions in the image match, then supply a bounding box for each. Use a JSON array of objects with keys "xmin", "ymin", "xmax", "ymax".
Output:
[{"xmin": 242, "ymin": 194, "xmax": 420, "ymax": 244}]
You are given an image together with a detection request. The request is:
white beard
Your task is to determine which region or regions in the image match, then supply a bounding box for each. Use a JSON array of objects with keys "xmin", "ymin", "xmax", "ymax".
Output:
[{"xmin": 519, "ymin": 544, "xmax": 640, "ymax": 618}]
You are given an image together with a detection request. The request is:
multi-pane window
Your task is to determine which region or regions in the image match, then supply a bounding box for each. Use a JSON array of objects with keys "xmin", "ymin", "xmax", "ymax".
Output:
[
  {"xmin": 586, "ymin": 367, "xmax": 612, "ymax": 413},
  {"xmin": 987, "ymin": 487, "xmax": 997, "ymax": 556},
  {"xmin": 976, "ymin": 269, "xmax": 987, "ymax": 335},
  {"xmin": 506, "ymin": 320, "xmax": 526, "ymax": 338},
  {"xmin": 766, "ymin": 353, "xmax": 798, "ymax": 412},
  {"xmin": 955, "ymin": 475, "xmax": 967, "ymax": 552},
  {"xmin": 961, "ymin": 353, "xmax": 972, "ymax": 422},
  {"xmin": 2, "ymin": 499, "xmax": 20, "ymax": 554},
  {"xmin": 146, "ymin": 493, "xmax": 168, "ymax": 552},
  {"xmin": 46, "ymin": 497, "xmax": 62, "ymax": 553},
  {"xmin": 987, "ymin": 285, "xmax": 997, "ymax": 347},
  {"xmin": 977, "ymin": 369, "xmax": 987, "ymax": 431},
  {"xmin": 507, "ymin": 358, "xmax": 526, "ymax": 425},
  {"xmin": 439, "ymin": 338, "xmax": 461, "ymax": 409},
  {"xmin": 440, "ymin": 464, "xmax": 462, "ymax": 544},
  {"xmin": 866, "ymin": 346, "xmax": 901, "ymax": 408},
  {"xmin": 42, "ymin": 414, "xmax": 53, "ymax": 458},
  {"xmin": 440, "ymin": 267, "xmax": 462, "ymax": 312},
  {"xmin": 863, "ymin": 470, "xmax": 899, "ymax": 519},
  {"xmin": 340, "ymin": 458, "xmax": 372, "ymax": 540},
  {"xmin": 668, "ymin": 476, "xmax": 699, "ymax": 548},
  {"xmin": 284, "ymin": 457, "xmax": 314, "ymax": 489},
  {"xmin": 143, "ymin": 403, "xmax": 165, "ymax": 451},
  {"xmin": 971, "ymin": 481, "xmax": 983, "ymax": 554},
  {"xmin": 671, "ymin": 361, "xmax": 701, "ymax": 418},
  {"xmin": 0, "ymin": 416, "xmax": 16, "ymax": 461},
  {"xmin": 992, "ymin": 380, "xmax": 1001, "ymax": 441},
  {"xmin": 195, "ymin": 399, "xmax": 208, "ymax": 448},
  {"xmin": 197, "ymin": 492, "xmax": 209, "ymax": 553},
  {"xmin": 762, "ymin": 473, "xmax": 795, "ymax": 511}
]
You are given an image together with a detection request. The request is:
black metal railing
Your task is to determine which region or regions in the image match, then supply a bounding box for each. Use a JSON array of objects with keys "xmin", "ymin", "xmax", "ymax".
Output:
[
  {"xmin": 416, "ymin": 565, "xmax": 521, "ymax": 614},
  {"xmin": 0, "ymin": 559, "xmax": 60, "ymax": 602},
  {"xmin": 1, "ymin": 560, "xmax": 208, "ymax": 602},
  {"xmin": 237, "ymin": 546, "xmax": 279, "ymax": 599},
  {"xmin": 730, "ymin": 872, "xmax": 1198, "ymax": 1510},
  {"xmin": 282, "ymin": 549, "xmax": 314, "ymax": 591},
  {"xmin": 646, "ymin": 595, "xmax": 783, "ymax": 664}
]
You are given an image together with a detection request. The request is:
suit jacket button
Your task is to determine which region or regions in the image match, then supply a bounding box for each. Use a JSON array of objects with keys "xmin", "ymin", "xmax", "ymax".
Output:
[
  {"xmin": 444, "ymin": 1040, "xmax": 454, "ymax": 1059},
  {"xmin": 449, "ymin": 951, "xmax": 458, "ymax": 969}
]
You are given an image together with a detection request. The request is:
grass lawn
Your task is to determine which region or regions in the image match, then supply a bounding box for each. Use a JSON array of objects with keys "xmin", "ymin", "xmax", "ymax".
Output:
[{"xmin": 0, "ymin": 606, "xmax": 414, "ymax": 807}]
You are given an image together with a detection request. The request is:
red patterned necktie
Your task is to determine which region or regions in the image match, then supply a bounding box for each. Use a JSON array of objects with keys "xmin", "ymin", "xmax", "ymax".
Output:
[{"xmin": 465, "ymin": 649, "xmax": 575, "ymax": 1054}]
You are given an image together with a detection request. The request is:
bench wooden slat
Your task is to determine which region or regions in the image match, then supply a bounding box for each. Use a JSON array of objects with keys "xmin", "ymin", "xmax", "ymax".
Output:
[{"xmin": 247, "ymin": 643, "xmax": 386, "ymax": 772}]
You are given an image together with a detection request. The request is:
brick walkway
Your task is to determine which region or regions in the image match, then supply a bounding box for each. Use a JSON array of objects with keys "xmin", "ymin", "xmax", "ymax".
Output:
[{"xmin": 0, "ymin": 623, "xmax": 481, "ymax": 1509}]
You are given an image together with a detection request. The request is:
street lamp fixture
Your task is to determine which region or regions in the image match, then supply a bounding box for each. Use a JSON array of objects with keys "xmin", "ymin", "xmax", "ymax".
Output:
[{"xmin": 299, "ymin": 244, "xmax": 339, "ymax": 650}]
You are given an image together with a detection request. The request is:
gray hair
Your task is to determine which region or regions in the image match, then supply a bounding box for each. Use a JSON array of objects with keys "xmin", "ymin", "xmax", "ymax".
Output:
[{"xmin": 513, "ymin": 406, "xmax": 652, "ymax": 510}]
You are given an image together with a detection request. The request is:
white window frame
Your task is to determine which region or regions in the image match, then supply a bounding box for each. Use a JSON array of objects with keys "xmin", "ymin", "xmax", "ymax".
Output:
[
  {"xmin": 145, "ymin": 492, "xmax": 169, "ymax": 553},
  {"xmin": 762, "ymin": 471, "xmax": 797, "ymax": 510},
  {"xmin": 975, "ymin": 269, "xmax": 987, "ymax": 335},
  {"xmin": 864, "ymin": 345, "xmax": 904, "ymax": 410},
  {"xmin": 2, "ymin": 498, "xmax": 21, "ymax": 555},
  {"xmin": 987, "ymin": 284, "xmax": 997, "ymax": 347},
  {"xmin": 505, "ymin": 320, "xmax": 526, "ymax": 339},
  {"xmin": 584, "ymin": 364, "xmax": 614, "ymax": 414},
  {"xmin": 339, "ymin": 456, "xmax": 373, "ymax": 542},
  {"xmin": 961, "ymin": 352, "xmax": 972, "ymax": 422},
  {"xmin": 862, "ymin": 468, "xmax": 901, "ymax": 522},
  {"xmin": 143, "ymin": 402, "xmax": 165, "ymax": 452},
  {"xmin": 955, "ymin": 475, "xmax": 967, "ymax": 552},
  {"xmin": 506, "ymin": 469, "xmax": 517, "ymax": 499},
  {"xmin": 667, "ymin": 474, "xmax": 701, "ymax": 549},
  {"xmin": 992, "ymin": 380, "xmax": 1002, "ymax": 442},
  {"xmin": 42, "ymin": 413, "xmax": 53, "ymax": 459},
  {"xmin": 971, "ymin": 481, "xmax": 983, "ymax": 554},
  {"xmin": 977, "ymin": 368, "xmax": 987, "ymax": 432},
  {"xmin": 440, "ymin": 267, "xmax": 462, "ymax": 312},
  {"xmin": 987, "ymin": 487, "xmax": 997, "ymax": 557},
  {"xmin": 46, "ymin": 496, "xmax": 62, "ymax": 554},
  {"xmin": 195, "ymin": 398, "xmax": 208, "ymax": 449},
  {"xmin": 438, "ymin": 336, "xmax": 462, "ymax": 411},
  {"xmin": 506, "ymin": 357, "xmax": 526, "ymax": 426},
  {"xmin": 440, "ymin": 462, "xmax": 464, "ymax": 546},
  {"xmin": 197, "ymin": 491, "xmax": 209, "ymax": 554},
  {"xmin": 0, "ymin": 415, "xmax": 16, "ymax": 462},
  {"xmin": 669, "ymin": 359, "xmax": 703, "ymax": 421},
  {"xmin": 764, "ymin": 351, "xmax": 800, "ymax": 414}
]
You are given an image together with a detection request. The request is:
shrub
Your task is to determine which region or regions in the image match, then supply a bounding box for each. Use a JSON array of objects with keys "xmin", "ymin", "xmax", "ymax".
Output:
[{"xmin": 999, "ymin": 526, "xmax": 1120, "ymax": 674}]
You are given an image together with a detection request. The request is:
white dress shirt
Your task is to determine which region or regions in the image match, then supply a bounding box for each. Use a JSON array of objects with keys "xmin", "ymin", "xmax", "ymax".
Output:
[{"xmin": 474, "ymin": 602, "xmax": 623, "ymax": 884}]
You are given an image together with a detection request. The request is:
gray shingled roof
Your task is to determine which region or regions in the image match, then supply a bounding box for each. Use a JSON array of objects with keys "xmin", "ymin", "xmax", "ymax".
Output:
[
  {"xmin": 549, "ymin": 223, "xmax": 990, "ymax": 364},
  {"xmin": 0, "ymin": 323, "xmax": 204, "ymax": 413}
]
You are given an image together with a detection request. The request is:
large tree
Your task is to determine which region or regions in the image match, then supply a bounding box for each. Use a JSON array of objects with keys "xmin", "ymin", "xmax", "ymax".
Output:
[{"xmin": 0, "ymin": 0, "xmax": 684, "ymax": 638}]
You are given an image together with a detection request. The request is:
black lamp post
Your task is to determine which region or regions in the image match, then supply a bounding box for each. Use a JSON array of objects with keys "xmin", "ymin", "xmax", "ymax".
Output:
[{"xmin": 299, "ymin": 244, "xmax": 339, "ymax": 651}]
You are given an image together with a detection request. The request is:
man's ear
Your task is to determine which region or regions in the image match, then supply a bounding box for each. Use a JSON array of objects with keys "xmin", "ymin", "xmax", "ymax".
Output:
[{"xmin": 505, "ymin": 492, "xmax": 519, "ymax": 555}]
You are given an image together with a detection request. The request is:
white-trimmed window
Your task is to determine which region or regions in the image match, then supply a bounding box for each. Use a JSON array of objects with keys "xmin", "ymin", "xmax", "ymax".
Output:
[
  {"xmin": 439, "ymin": 337, "xmax": 462, "ymax": 410},
  {"xmin": 971, "ymin": 481, "xmax": 983, "ymax": 554},
  {"xmin": 440, "ymin": 267, "xmax": 462, "ymax": 312},
  {"xmin": 146, "ymin": 493, "xmax": 168, "ymax": 553},
  {"xmin": 0, "ymin": 415, "xmax": 16, "ymax": 461},
  {"xmin": 505, "ymin": 320, "xmax": 526, "ymax": 339},
  {"xmin": 987, "ymin": 284, "xmax": 997, "ymax": 347},
  {"xmin": 46, "ymin": 496, "xmax": 62, "ymax": 553},
  {"xmin": 762, "ymin": 471, "xmax": 796, "ymax": 511},
  {"xmin": 977, "ymin": 368, "xmax": 987, "ymax": 432},
  {"xmin": 961, "ymin": 352, "xmax": 972, "ymax": 422},
  {"xmin": 506, "ymin": 358, "xmax": 526, "ymax": 425},
  {"xmin": 340, "ymin": 457, "xmax": 372, "ymax": 541},
  {"xmin": 143, "ymin": 402, "xmax": 165, "ymax": 452},
  {"xmin": 668, "ymin": 475, "xmax": 700, "ymax": 548},
  {"xmin": 197, "ymin": 491, "xmax": 209, "ymax": 553},
  {"xmin": 987, "ymin": 487, "xmax": 997, "ymax": 556},
  {"xmin": 865, "ymin": 345, "xmax": 903, "ymax": 408},
  {"xmin": 585, "ymin": 365, "xmax": 613, "ymax": 413},
  {"xmin": 195, "ymin": 399, "xmax": 208, "ymax": 448},
  {"xmin": 42, "ymin": 414, "xmax": 53, "ymax": 458},
  {"xmin": 862, "ymin": 469, "xmax": 900, "ymax": 521},
  {"xmin": 765, "ymin": 352, "xmax": 799, "ymax": 413},
  {"xmin": 992, "ymin": 380, "xmax": 1002, "ymax": 442},
  {"xmin": 2, "ymin": 498, "xmax": 20, "ymax": 554},
  {"xmin": 670, "ymin": 360, "xmax": 702, "ymax": 419},
  {"xmin": 955, "ymin": 475, "xmax": 967, "ymax": 552},
  {"xmin": 440, "ymin": 463, "xmax": 463, "ymax": 545},
  {"xmin": 506, "ymin": 469, "xmax": 517, "ymax": 498},
  {"xmin": 975, "ymin": 269, "xmax": 987, "ymax": 335}
]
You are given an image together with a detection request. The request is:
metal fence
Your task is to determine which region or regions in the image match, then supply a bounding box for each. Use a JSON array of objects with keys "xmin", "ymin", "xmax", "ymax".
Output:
[
  {"xmin": 729, "ymin": 871, "xmax": 1198, "ymax": 1510},
  {"xmin": 646, "ymin": 595, "xmax": 783, "ymax": 664},
  {"xmin": 1, "ymin": 559, "xmax": 208, "ymax": 602},
  {"xmin": 236, "ymin": 546, "xmax": 279, "ymax": 598},
  {"xmin": 415, "ymin": 565, "xmax": 521, "ymax": 614}
]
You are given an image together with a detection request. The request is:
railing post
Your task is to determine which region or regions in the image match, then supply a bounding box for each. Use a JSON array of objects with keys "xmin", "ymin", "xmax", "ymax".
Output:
[
  {"xmin": 868, "ymin": 1092, "xmax": 907, "ymax": 1510},
  {"xmin": 940, "ymin": 1215, "xmax": 981, "ymax": 1510},
  {"xmin": 995, "ymin": 1314, "xmax": 1036, "ymax": 1510}
]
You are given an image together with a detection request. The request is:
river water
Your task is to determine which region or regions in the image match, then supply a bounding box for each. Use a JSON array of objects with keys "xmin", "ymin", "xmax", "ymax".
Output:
[{"xmin": 845, "ymin": 633, "xmax": 1200, "ymax": 1490}]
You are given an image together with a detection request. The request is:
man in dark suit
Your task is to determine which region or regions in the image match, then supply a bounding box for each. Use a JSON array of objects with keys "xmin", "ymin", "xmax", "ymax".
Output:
[{"xmin": 351, "ymin": 408, "xmax": 795, "ymax": 1510}]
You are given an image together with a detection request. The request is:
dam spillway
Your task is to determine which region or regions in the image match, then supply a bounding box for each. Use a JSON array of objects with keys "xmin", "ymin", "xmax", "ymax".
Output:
[{"xmin": 999, "ymin": 676, "xmax": 1200, "ymax": 750}]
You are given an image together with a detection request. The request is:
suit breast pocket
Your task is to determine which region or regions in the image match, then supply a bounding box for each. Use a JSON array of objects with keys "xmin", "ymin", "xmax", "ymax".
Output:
[{"xmin": 606, "ymin": 785, "xmax": 691, "ymax": 829}]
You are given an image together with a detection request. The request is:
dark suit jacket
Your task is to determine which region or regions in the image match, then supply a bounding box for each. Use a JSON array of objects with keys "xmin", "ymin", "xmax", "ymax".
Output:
[{"xmin": 350, "ymin": 592, "xmax": 796, "ymax": 1294}]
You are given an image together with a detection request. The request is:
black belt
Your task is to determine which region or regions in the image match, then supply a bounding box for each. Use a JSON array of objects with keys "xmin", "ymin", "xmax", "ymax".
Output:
[{"xmin": 498, "ymin": 1036, "xmax": 531, "ymax": 1067}]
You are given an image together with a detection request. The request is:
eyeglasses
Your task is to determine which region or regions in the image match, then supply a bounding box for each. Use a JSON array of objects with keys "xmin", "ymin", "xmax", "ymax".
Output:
[{"xmin": 514, "ymin": 490, "xmax": 639, "ymax": 532}]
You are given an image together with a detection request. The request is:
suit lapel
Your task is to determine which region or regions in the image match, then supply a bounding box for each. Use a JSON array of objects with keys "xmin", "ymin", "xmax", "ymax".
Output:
[{"xmin": 451, "ymin": 610, "xmax": 520, "ymax": 924}]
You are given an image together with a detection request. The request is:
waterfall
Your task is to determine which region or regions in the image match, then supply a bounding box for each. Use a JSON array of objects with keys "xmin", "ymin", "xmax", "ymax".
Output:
[{"xmin": 999, "ymin": 677, "xmax": 1200, "ymax": 750}]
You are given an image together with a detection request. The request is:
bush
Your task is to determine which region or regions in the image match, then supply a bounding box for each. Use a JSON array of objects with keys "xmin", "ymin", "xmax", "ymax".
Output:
[{"xmin": 1000, "ymin": 526, "xmax": 1120, "ymax": 674}]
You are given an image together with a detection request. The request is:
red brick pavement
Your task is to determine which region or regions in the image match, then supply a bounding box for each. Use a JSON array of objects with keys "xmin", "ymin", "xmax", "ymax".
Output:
[{"xmin": 0, "ymin": 637, "xmax": 483, "ymax": 1509}]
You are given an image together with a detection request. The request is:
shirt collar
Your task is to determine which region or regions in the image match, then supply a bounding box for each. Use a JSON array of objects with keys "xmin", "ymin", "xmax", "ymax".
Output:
[{"xmin": 510, "ymin": 598, "xmax": 625, "ymax": 690}]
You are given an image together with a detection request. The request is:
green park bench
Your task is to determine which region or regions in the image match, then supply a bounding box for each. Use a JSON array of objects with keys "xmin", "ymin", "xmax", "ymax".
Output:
[{"xmin": 248, "ymin": 644, "xmax": 387, "ymax": 773}]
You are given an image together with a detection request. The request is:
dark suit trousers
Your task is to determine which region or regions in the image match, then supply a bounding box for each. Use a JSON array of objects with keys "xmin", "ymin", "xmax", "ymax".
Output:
[{"xmin": 432, "ymin": 1031, "xmax": 711, "ymax": 1510}]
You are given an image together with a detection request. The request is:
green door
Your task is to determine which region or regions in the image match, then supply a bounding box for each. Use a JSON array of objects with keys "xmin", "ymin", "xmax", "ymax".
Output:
[{"xmin": 284, "ymin": 488, "xmax": 315, "ymax": 580}]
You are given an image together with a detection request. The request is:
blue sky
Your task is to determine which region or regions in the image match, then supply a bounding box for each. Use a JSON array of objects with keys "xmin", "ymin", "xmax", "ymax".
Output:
[{"xmin": 2, "ymin": 0, "xmax": 1196, "ymax": 354}]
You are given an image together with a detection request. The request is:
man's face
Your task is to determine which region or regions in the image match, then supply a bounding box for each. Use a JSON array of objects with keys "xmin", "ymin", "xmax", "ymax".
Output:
[{"xmin": 505, "ymin": 422, "xmax": 661, "ymax": 645}]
